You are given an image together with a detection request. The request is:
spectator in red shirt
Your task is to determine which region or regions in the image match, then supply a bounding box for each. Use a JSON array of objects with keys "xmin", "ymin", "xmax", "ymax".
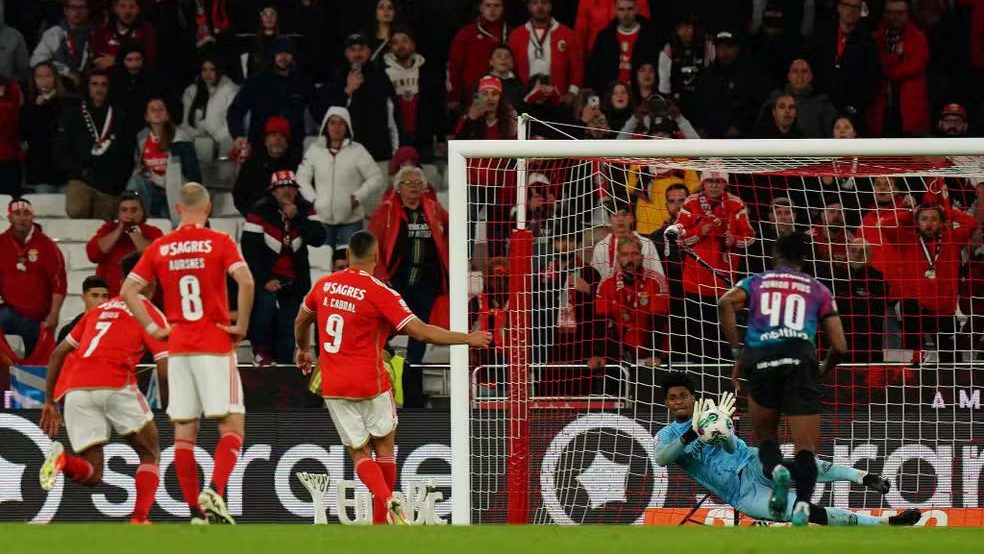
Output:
[
  {"xmin": 85, "ymin": 192, "xmax": 165, "ymax": 296},
  {"xmin": 90, "ymin": 0, "xmax": 158, "ymax": 71},
  {"xmin": 447, "ymin": 0, "xmax": 509, "ymax": 112},
  {"xmin": 0, "ymin": 76, "xmax": 22, "ymax": 198},
  {"xmin": 868, "ymin": 0, "xmax": 931, "ymax": 137},
  {"xmin": 596, "ymin": 234, "xmax": 670, "ymax": 367},
  {"xmin": 576, "ymin": 0, "xmax": 652, "ymax": 54},
  {"xmin": 870, "ymin": 189, "xmax": 977, "ymax": 364},
  {"xmin": 586, "ymin": 0, "xmax": 661, "ymax": 92},
  {"xmin": 508, "ymin": 0, "xmax": 584, "ymax": 104},
  {"xmin": 0, "ymin": 199, "xmax": 67, "ymax": 357},
  {"xmin": 671, "ymin": 170, "xmax": 755, "ymax": 361},
  {"xmin": 454, "ymin": 75, "xmax": 517, "ymax": 140}
]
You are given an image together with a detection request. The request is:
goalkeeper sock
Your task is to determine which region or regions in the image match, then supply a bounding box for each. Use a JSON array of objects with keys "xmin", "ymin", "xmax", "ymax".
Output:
[
  {"xmin": 62, "ymin": 454, "xmax": 95, "ymax": 483},
  {"xmin": 822, "ymin": 507, "xmax": 883, "ymax": 526},
  {"xmin": 174, "ymin": 439, "xmax": 203, "ymax": 516},
  {"xmin": 793, "ymin": 450, "xmax": 818, "ymax": 504},
  {"xmin": 816, "ymin": 459, "xmax": 863, "ymax": 484},
  {"xmin": 133, "ymin": 463, "xmax": 159, "ymax": 522},
  {"xmin": 374, "ymin": 456, "xmax": 398, "ymax": 525},
  {"xmin": 355, "ymin": 457, "xmax": 392, "ymax": 525},
  {"xmin": 759, "ymin": 440, "xmax": 782, "ymax": 479},
  {"xmin": 211, "ymin": 431, "xmax": 243, "ymax": 497}
]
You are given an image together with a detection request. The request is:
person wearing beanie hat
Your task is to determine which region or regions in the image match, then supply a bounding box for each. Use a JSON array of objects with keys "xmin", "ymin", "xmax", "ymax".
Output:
[
  {"xmin": 227, "ymin": 29, "xmax": 314, "ymax": 161},
  {"xmin": 368, "ymin": 164, "xmax": 449, "ymax": 408},
  {"xmin": 109, "ymin": 41, "xmax": 178, "ymax": 138},
  {"xmin": 232, "ymin": 115, "xmax": 299, "ymax": 216},
  {"xmin": 241, "ymin": 167, "xmax": 326, "ymax": 366},
  {"xmin": 454, "ymin": 74, "xmax": 518, "ymax": 140}
]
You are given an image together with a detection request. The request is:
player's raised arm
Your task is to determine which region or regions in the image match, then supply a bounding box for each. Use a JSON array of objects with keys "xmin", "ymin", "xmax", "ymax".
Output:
[
  {"xmin": 820, "ymin": 314, "xmax": 847, "ymax": 377},
  {"xmin": 717, "ymin": 285, "xmax": 748, "ymax": 356},
  {"xmin": 403, "ymin": 317, "xmax": 492, "ymax": 347}
]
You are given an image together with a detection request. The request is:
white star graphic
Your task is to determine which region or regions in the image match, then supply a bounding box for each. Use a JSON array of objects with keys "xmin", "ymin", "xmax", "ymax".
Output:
[
  {"xmin": 0, "ymin": 454, "xmax": 25, "ymax": 505},
  {"xmin": 575, "ymin": 452, "xmax": 630, "ymax": 509}
]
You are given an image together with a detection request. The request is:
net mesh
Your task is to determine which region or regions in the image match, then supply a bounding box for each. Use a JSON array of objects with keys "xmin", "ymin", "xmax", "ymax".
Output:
[{"xmin": 460, "ymin": 150, "xmax": 984, "ymax": 525}]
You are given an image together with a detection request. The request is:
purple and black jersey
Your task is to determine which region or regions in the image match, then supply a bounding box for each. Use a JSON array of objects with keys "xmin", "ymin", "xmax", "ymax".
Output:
[{"xmin": 737, "ymin": 269, "xmax": 838, "ymax": 350}]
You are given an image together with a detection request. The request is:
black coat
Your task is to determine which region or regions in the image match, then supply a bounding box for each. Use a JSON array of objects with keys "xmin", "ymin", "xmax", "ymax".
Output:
[
  {"xmin": 587, "ymin": 17, "xmax": 662, "ymax": 92},
  {"xmin": 385, "ymin": 57, "xmax": 447, "ymax": 163},
  {"xmin": 226, "ymin": 66, "xmax": 315, "ymax": 156},
  {"xmin": 810, "ymin": 21, "xmax": 882, "ymax": 125},
  {"xmin": 321, "ymin": 63, "xmax": 398, "ymax": 161},
  {"xmin": 54, "ymin": 102, "xmax": 134, "ymax": 195},
  {"xmin": 698, "ymin": 57, "xmax": 769, "ymax": 138},
  {"xmin": 20, "ymin": 96, "xmax": 71, "ymax": 186}
]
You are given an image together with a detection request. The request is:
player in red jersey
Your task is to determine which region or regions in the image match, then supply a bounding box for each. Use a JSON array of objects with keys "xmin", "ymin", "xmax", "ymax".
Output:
[
  {"xmin": 294, "ymin": 231, "xmax": 491, "ymax": 524},
  {"xmin": 39, "ymin": 253, "xmax": 167, "ymax": 524},
  {"xmin": 120, "ymin": 183, "xmax": 255, "ymax": 525}
]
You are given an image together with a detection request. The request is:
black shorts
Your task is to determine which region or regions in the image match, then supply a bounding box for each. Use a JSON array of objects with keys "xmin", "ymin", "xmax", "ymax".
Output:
[{"xmin": 739, "ymin": 341, "xmax": 821, "ymax": 416}]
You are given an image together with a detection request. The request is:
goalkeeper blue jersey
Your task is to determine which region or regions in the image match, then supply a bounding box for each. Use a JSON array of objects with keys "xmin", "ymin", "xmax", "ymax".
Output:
[{"xmin": 654, "ymin": 419, "xmax": 757, "ymax": 503}]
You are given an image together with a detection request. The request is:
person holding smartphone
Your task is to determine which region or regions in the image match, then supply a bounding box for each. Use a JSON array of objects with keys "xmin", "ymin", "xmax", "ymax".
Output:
[{"xmin": 85, "ymin": 192, "xmax": 164, "ymax": 296}]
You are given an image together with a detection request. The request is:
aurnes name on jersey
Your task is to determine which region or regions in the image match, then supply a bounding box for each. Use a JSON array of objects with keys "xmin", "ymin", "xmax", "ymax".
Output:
[{"xmin": 158, "ymin": 240, "xmax": 214, "ymax": 257}]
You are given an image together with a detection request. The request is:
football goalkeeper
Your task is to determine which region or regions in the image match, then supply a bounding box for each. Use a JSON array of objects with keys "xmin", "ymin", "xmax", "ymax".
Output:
[{"xmin": 653, "ymin": 373, "xmax": 921, "ymax": 526}]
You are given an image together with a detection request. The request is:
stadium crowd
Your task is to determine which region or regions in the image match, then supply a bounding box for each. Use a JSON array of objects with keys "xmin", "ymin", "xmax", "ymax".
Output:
[{"xmin": 1, "ymin": 0, "xmax": 983, "ymax": 408}]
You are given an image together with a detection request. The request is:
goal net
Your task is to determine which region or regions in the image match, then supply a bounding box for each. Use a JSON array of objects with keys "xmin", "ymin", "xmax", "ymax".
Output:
[{"xmin": 447, "ymin": 137, "xmax": 984, "ymax": 526}]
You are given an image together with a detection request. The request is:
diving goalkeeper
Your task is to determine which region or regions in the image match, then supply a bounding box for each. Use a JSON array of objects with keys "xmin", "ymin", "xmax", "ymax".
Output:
[{"xmin": 653, "ymin": 373, "xmax": 921, "ymax": 526}]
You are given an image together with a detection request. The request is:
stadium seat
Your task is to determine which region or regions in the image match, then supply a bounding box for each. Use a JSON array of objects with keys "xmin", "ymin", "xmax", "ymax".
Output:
[
  {"xmin": 437, "ymin": 190, "xmax": 449, "ymax": 209},
  {"xmin": 59, "ymin": 296, "xmax": 85, "ymax": 328},
  {"xmin": 310, "ymin": 269, "xmax": 330, "ymax": 285},
  {"xmin": 308, "ymin": 245, "xmax": 334, "ymax": 270},
  {"xmin": 0, "ymin": 194, "xmax": 12, "ymax": 208},
  {"xmin": 40, "ymin": 219, "xmax": 105, "ymax": 241},
  {"xmin": 23, "ymin": 194, "xmax": 66, "ymax": 218},
  {"xmin": 67, "ymin": 269, "xmax": 94, "ymax": 294},
  {"xmin": 147, "ymin": 218, "xmax": 173, "ymax": 232},
  {"xmin": 59, "ymin": 242, "xmax": 96, "ymax": 271},
  {"xmin": 6, "ymin": 334, "xmax": 25, "ymax": 359},
  {"xmin": 209, "ymin": 218, "xmax": 239, "ymax": 239},
  {"xmin": 212, "ymin": 192, "xmax": 238, "ymax": 217}
]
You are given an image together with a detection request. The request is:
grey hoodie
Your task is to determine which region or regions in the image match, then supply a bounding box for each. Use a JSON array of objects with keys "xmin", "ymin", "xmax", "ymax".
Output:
[{"xmin": 0, "ymin": 8, "xmax": 29, "ymax": 82}]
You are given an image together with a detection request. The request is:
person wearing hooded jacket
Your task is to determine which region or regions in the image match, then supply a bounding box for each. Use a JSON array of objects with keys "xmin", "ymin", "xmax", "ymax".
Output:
[
  {"xmin": 108, "ymin": 41, "xmax": 177, "ymax": 139},
  {"xmin": 382, "ymin": 28, "xmax": 445, "ymax": 164},
  {"xmin": 297, "ymin": 106, "xmax": 384, "ymax": 250}
]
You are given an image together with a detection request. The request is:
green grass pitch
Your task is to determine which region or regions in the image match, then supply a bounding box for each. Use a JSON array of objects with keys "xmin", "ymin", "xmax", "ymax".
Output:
[{"xmin": 3, "ymin": 524, "xmax": 982, "ymax": 554}]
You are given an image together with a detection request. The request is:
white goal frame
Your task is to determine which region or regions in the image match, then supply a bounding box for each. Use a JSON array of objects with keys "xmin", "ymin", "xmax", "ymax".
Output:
[{"xmin": 446, "ymin": 136, "xmax": 984, "ymax": 525}]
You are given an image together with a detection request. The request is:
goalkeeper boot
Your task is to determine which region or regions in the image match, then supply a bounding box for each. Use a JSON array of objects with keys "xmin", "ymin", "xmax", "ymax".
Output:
[
  {"xmin": 39, "ymin": 441, "xmax": 65, "ymax": 492},
  {"xmin": 769, "ymin": 465, "xmax": 792, "ymax": 521},
  {"xmin": 791, "ymin": 501, "xmax": 810, "ymax": 527},
  {"xmin": 862, "ymin": 473, "xmax": 891, "ymax": 494},
  {"xmin": 199, "ymin": 487, "xmax": 236, "ymax": 525},
  {"xmin": 888, "ymin": 509, "xmax": 922, "ymax": 526},
  {"xmin": 386, "ymin": 496, "xmax": 410, "ymax": 525}
]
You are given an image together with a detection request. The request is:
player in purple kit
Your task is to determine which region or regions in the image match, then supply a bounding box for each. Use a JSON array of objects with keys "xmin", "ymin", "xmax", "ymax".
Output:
[{"xmin": 718, "ymin": 232, "xmax": 847, "ymax": 527}]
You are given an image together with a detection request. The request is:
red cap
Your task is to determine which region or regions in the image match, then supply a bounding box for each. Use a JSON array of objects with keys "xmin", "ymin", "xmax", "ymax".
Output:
[
  {"xmin": 478, "ymin": 75, "xmax": 503, "ymax": 93},
  {"xmin": 264, "ymin": 116, "xmax": 291, "ymax": 139},
  {"xmin": 269, "ymin": 170, "xmax": 299, "ymax": 190},
  {"xmin": 389, "ymin": 146, "xmax": 421, "ymax": 175},
  {"xmin": 940, "ymin": 103, "xmax": 967, "ymax": 120}
]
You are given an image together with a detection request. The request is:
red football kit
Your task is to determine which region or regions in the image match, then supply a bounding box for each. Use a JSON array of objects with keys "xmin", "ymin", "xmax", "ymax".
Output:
[
  {"xmin": 303, "ymin": 268, "xmax": 417, "ymax": 399},
  {"xmin": 128, "ymin": 225, "xmax": 246, "ymax": 355},
  {"xmin": 55, "ymin": 296, "xmax": 168, "ymax": 400}
]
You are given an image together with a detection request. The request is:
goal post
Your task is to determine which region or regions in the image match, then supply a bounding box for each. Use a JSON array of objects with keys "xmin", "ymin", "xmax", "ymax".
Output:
[{"xmin": 447, "ymin": 136, "xmax": 984, "ymax": 526}]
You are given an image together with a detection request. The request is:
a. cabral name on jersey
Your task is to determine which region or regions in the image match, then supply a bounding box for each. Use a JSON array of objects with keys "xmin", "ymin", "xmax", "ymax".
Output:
[{"xmin": 321, "ymin": 282, "xmax": 367, "ymax": 301}]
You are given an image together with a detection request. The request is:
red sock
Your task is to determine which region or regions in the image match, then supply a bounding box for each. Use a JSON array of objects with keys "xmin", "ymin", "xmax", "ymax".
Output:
[
  {"xmin": 356, "ymin": 458, "xmax": 392, "ymax": 525},
  {"xmin": 211, "ymin": 432, "xmax": 243, "ymax": 497},
  {"xmin": 174, "ymin": 439, "xmax": 202, "ymax": 515},
  {"xmin": 133, "ymin": 463, "xmax": 160, "ymax": 522},
  {"xmin": 62, "ymin": 454, "xmax": 95, "ymax": 483},
  {"xmin": 377, "ymin": 456, "xmax": 397, "ymax": 491}
]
